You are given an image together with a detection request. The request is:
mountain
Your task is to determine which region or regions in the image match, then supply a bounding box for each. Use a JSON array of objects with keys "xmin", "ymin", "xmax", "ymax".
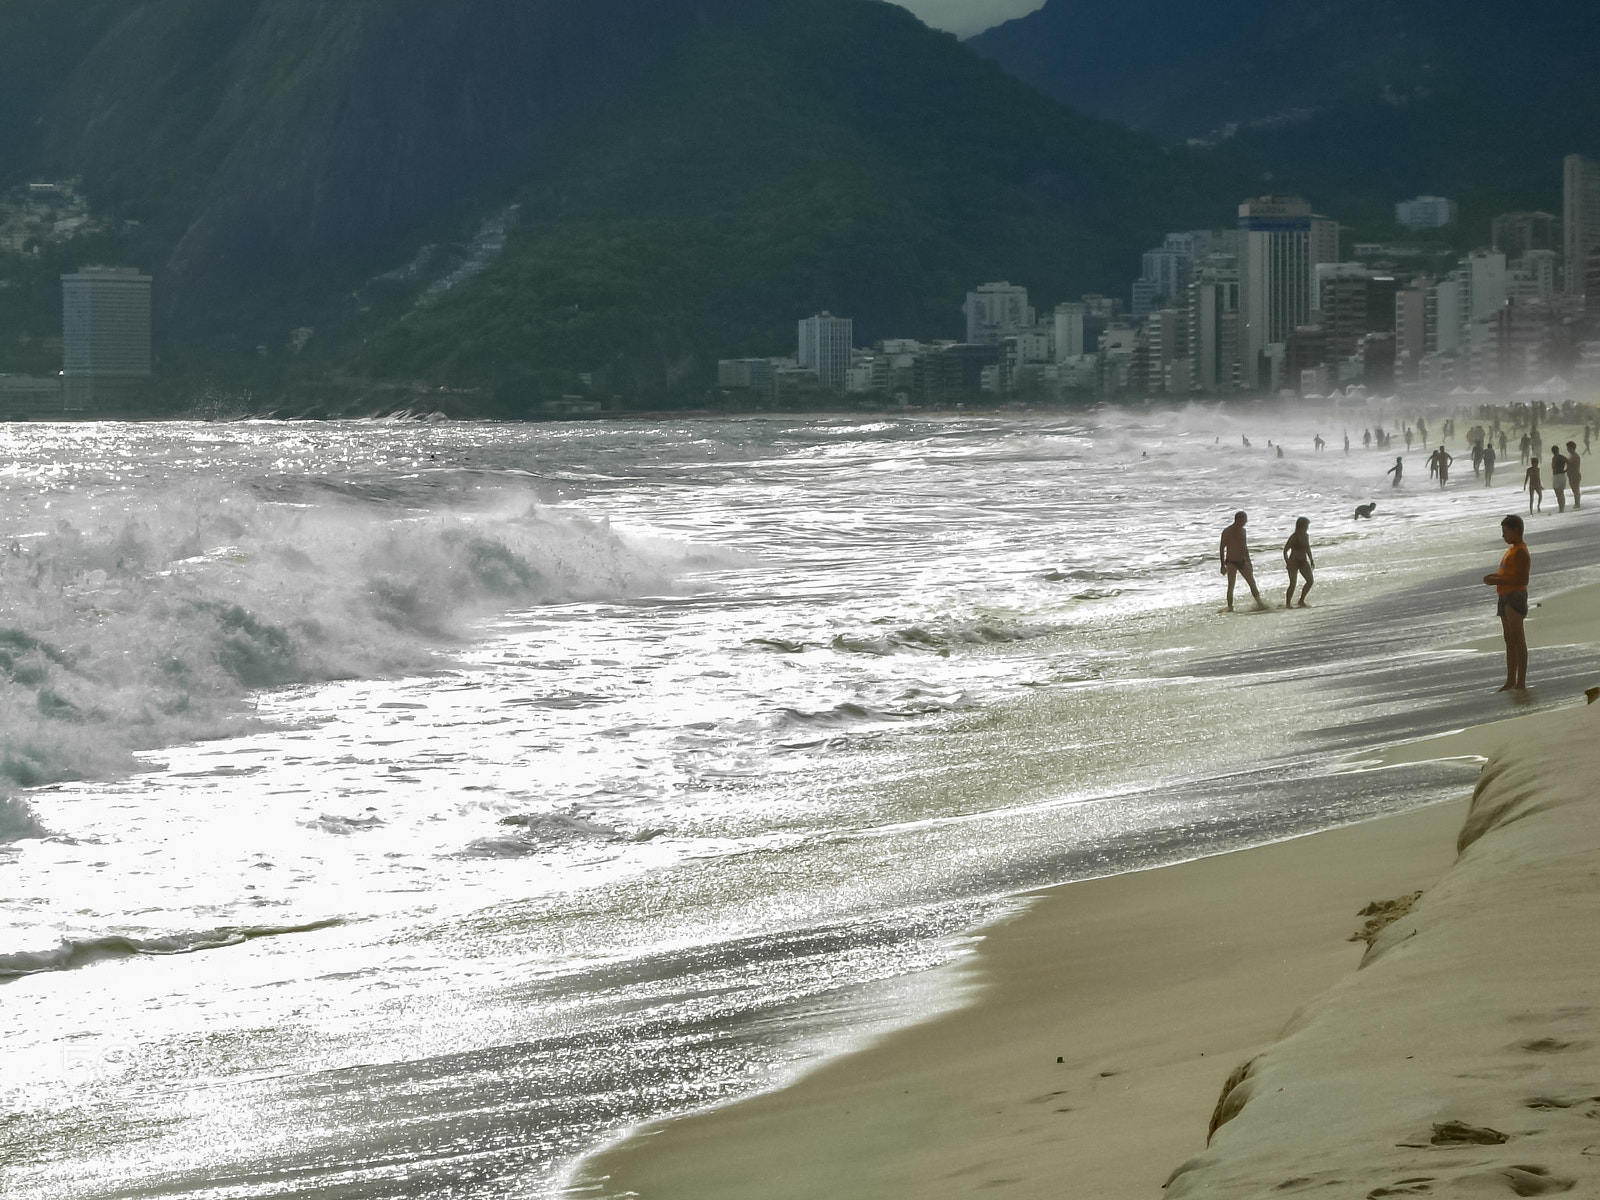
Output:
[
  {"xmin": 0, "ymin": 0, "xmax": 1243, "ymax": 412},
  {"xmin": 969, "ymin": 0, "xmax": 1600, "ymax": 234}
]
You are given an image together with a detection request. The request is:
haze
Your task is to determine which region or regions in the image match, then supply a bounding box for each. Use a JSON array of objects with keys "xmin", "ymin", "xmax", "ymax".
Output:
[{"xmin": 895, "ymin": 0, "xmax": 1046, "ymax": 38}]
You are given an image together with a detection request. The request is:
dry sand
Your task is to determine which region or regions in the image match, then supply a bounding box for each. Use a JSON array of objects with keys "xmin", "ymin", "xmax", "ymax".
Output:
[{"xmin": 1170, "ymin": 703, "xmax": 1600, "ymax": 1197}]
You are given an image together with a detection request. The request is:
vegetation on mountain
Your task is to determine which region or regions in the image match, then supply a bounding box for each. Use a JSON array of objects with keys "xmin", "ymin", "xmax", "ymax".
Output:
[
  {"xmin": 970, "ymin": 0, "xmax": 1600, "ymax": 242},
  {"xmin": 0, "ymin": 0, "xmax": 1243, "ymax": 412}
]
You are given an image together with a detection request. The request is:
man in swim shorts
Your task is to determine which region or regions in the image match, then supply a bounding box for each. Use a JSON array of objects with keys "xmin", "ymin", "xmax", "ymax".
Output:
[
  {"xmin": 1482, "ymin": 514, "xmax": 1530, "ymax": 692},
  {"xmin": 1219, "ymin": 511, "xmax": 1264, "ymax": 611}
]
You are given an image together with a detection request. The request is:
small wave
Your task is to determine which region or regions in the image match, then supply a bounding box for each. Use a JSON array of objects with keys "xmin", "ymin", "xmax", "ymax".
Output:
[
  {"xmin": 748, "ymin": 637, "xmax": 807, "ymax": 654},
  {"xmin": 831, "ymin": 620, "xmax": 1053, "ymax": 657},
  {"xmin": 463, "ymin": 810, "xmax": 630, "ymax": 857},
  {"xmin": 777, "ymin": 691, "xmax": 969, "ymax": 728},
  {"xmin": 0, "ymin": 919, "xmax": 343, "ymax": 981},
  {"xmin": 0, "ymin": 795, "xmax": 47, "ymax": 843},
  {"xmin": 302, "ymin": 813, "xmax": 386, "ymax": 835}
]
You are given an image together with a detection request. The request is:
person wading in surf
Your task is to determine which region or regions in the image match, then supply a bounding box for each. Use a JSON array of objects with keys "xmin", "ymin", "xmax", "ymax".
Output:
[
  {"xmin": 1282, "ymin": 517, "xmax": 1314, "ymax": 608},
  {"xmin": 1219, "ymin": 511, "xmax": 1265, "ymax": 611}
]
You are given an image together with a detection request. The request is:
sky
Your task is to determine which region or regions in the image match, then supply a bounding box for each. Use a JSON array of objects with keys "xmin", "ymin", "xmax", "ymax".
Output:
[{"xmin": 894, "ymin": 0, "xmax": 1048, "ymax": 39}]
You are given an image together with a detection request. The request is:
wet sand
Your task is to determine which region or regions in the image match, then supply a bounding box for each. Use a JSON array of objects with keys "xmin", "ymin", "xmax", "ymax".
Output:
[
  {"xmin": 569, "ymin": 802, "xmax": 1468, "ymax": 1199},
  {"xmin": 570, "ymin": 579, "xmax": 1600, "ymax": 1200}
]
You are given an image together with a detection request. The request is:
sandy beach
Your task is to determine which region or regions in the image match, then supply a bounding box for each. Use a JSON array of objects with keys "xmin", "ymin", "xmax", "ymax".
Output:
[{"xmin": 572, "ymin": 578, "xmax": 1600, "ymax": 1198}]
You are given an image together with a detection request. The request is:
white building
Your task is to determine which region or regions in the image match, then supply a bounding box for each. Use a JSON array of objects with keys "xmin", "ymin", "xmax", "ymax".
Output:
[
  {"xmin": 1563, "ymin": 154, "xmax": 1600, "ymax": 298},
  {"xmin": 797, "ymin": 312, "xmax": 853, "ymax": 392},
  {"xmin": 1237, "ymin": 196, "xmax": 1339, "ymax": 390},
  {"xmin": 62, "ymin": 265, "xmax": 151, "ymax": 410},
  {"xmin": 965, "ymin": 282, "xmax": 1032, "ymax": 345},
  {"xmin": 1395, "ymin": 196, "xmax": 1456, "ymax": 230},
  {"xmin": 1053, "ymin": 302, "xmax": 1086, "ymax": 361}
]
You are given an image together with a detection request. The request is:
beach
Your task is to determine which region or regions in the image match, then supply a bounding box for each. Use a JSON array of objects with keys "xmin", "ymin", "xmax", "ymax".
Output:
[
  {"xmin": 574, "ymin": 500, "xmax": 1600, "ymax": 1198},
  {"xmin": 6, "ymin": 410, "xmax": 1599, "ymax": 1197}
]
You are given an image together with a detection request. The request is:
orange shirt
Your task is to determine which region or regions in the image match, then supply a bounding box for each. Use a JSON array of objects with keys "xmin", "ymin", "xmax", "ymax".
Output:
[{"xmin": 1492, "ymin": 542, "xmax": 1530, "ymax": 594}]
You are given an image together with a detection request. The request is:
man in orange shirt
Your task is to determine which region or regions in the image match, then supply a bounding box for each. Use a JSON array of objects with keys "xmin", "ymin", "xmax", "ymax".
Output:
[{"xmin": 1482, "ymin": 514, "xmax": 1530, "ymax": 691}]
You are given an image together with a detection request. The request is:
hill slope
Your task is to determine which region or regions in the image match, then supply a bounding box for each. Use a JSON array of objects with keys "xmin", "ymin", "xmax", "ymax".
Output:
[
  {"xmin": 970, "ymin": 0, "xmax": 1600, "ymax": 231},
  {"xmin": 0, "ymin": 0, "xmax": 1242, "ymax": 410}
]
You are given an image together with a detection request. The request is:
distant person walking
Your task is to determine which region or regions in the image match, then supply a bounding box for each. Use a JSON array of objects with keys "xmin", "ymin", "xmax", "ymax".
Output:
[
  {"xmin": 1314, "ymin": 433, "xmax": 1325, "ymax": 451},
  {"xmin": 1404, "ymin": 426, "xmax": 1414, "ymax": 451},
  {"xmin": 1523, "ymin": 457, "xmax": 1543, "ymax": 513},
  {"xmin": 1387, "ymin": 456, "xmax": 1404, "ymax": 487},
  {"xmin": 1498, "ymin": 429, "xmax": 1508, "ymax": 456},
  {"xmin": 1520, "ymin": 433, "xmax": 1531, "ymax": 465},
  {"xmin": 1565, "ymin": 441, "xmax": 1582, "ymax": 508},
  {"xmin": 1363, "ymin": 428, "xmax": 1372, "ymax": 449},
  {"xmin": 1483, "ymin": 514, "xmax": 1530, "ymax": 692},
  {"xmin": 1550, "ymin": 444, "xmax": 1569, "ymax": 512},
  {"xmin": 1434, "ymin": 446, "xmax": 1454, "ymax": 487},
  {"xmin": 1344, "ymin": 433, "xmax": 1350, "ymax": 454},
  {"xmin": 1219, "ymin": 511, "xmax": 1264, "ymax": 612},
  {"xmin": 1282, "ymin": 517, "xmax": 1315, "ymax": 608},
  {"xmin": 1482, "ymin": 442, "xmax": 1497, "ymax": 486}
]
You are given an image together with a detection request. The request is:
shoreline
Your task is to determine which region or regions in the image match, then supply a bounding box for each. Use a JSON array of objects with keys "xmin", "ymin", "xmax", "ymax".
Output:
[
  {"xmin": 569, "ymin": 800, "xmax": 1468, "ymax": 1199},
  {"xmin": 570, "ymin": 582, "xmax": 1600, "ymax": 1200}
]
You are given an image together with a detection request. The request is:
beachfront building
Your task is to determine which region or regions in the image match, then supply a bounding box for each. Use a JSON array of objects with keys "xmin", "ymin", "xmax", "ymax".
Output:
[
  {"xmin": 964, "ymin": 282, "xmax": 1033, "ymax": 345},
  {"xmin": 61, "ymin": 265, "xmax": 151, "ymax": 412},
  {"xmin": 1237, "ymin": 196, "xmax": 1341, "ymax": 391},
  {"xmin": 1563, "ymin": 154, "xmax": 1600, "ymax": 298},
  {"xmin": 797, "ymin": 311, "xmax": 853, "ymax": 392},
  {"xmin": 1053, "ymin": 302, "xmax": 1086, "ymax": 361},
  {"xmin": 1188, "ymin": 266, "xmax": 1241, "ymax": 393}
]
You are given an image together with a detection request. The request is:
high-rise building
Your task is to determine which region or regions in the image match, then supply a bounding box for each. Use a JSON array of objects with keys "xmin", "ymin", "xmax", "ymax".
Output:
[
  {"xmin": 61, "ymin": 265, "xmax": 152, "ymax": 411},
  {"xmin": 1237, "ymin": 196, "xmax": 1340, "ymax": 390},
  {"xmin": 1395, "ymin": 196, "xmax": 1457, "ymax": 230},
  {"xmin": 797, "ymin": 312, "xmax": 853, "ymax": 392},
  {"xmin": 1492, "ymin": 211, "xmax": 1560, "ymax": 262},
  {"xmin": 1188, "ymin": 267, "xmax": 1240, "ymax": 394},
  {"xmin": 1053, "ymin": 302, "xmax": 1086, "ymax": 361},
  {"xmin": 964, "ymin": 282, "xmax": 1032, "ymax": 345},
  {"xmin": 1563, "ymin": 154, "xmax": 1600, "ymax": 298}
]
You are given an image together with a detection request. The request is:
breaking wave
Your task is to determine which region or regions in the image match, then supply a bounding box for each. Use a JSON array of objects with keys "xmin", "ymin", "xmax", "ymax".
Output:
[{"xmin": 0, "ymin": 483, "xmax": 713, "ymax": 805}]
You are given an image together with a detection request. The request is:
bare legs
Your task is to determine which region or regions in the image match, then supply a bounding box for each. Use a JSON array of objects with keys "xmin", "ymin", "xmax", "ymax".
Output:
[
  {"xmin": 1285, "ymin": 563, "xmax": 1313, "ymax": 608},
  {"xmin": 1499, "ymin": 608, "xmax": 1527, "ymax": 691},
  {"xmin": 1226, "ymin": 563, "xmax": 1263, "ymax": 611}
]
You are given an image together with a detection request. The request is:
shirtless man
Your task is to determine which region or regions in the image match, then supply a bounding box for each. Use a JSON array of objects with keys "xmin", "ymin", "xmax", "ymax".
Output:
[
  {"xmin": 1435, "ymin": 446, "xmax": 1454, "ymax": 487},
  {"xmin": 1219, "ymin": 511, "xmax": 1264, "ymax": 611},
  {"xmin": 1482, "ymin": 514, "xmax": 1530, "ymax": 691},
  {"xmin": 1282, "ymin": 517, "xmax": 1314, "ymax": 608},
  {"xmin": 1565, "ymin": 441, "xmax": 1581, "ymax": 509}
]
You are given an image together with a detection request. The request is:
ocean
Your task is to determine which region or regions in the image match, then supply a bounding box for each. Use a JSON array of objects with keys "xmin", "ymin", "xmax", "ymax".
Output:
[{"xmin": 4, "ymin": 407, "xmax": 1597, "ymax": 1198}]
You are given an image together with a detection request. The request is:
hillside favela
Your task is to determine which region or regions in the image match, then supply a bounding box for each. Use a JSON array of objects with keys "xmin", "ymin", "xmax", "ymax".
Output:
[{"xmin": 4, "ymin": 3, "xmax": 1600, "ymax": 1200}]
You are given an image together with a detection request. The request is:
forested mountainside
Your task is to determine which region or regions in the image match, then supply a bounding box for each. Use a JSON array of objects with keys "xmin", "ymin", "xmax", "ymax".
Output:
[{"xmin": 0, "ymin": 0, "xmax": 1240, "ymax": 411}]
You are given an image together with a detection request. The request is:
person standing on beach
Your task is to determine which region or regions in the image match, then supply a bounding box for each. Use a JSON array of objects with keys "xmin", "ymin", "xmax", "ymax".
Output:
[
  {"xmin": 1343, "ymin": 433, "xmax": 1350, "ymax": 454},
  {"xmin": 1282, "ymin": 517, "xmax": 1314, "ymax": 608},
  {"xmin": 1520, "ymin": 432, "xmax": 1531, "ymax": 465},
  {"xmin": 1483, "ymin": 514, "xmax": 1530, "ymax": 692},
  {"xmin": 1219, "ymin": 512, "xmax": 1264, "ymax": 611},
  {"xmin": 1524, "ymin": 456, "xmax": 1543, "ymax": 514},
  {"xmin": 1550, "ymin": 444, "xmax": 1568, "ymax": 513},
  {"xmin": 1386, "ymin": 456, "xmax": 1403, "ymax": 487},
  {"xmin": 1482, "ymin": 441, "xmax": 1496, "ymax": 486},
  {"xmin": 1565, "ymin": 441, "xmax": 1581, "ymax": 508}
]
